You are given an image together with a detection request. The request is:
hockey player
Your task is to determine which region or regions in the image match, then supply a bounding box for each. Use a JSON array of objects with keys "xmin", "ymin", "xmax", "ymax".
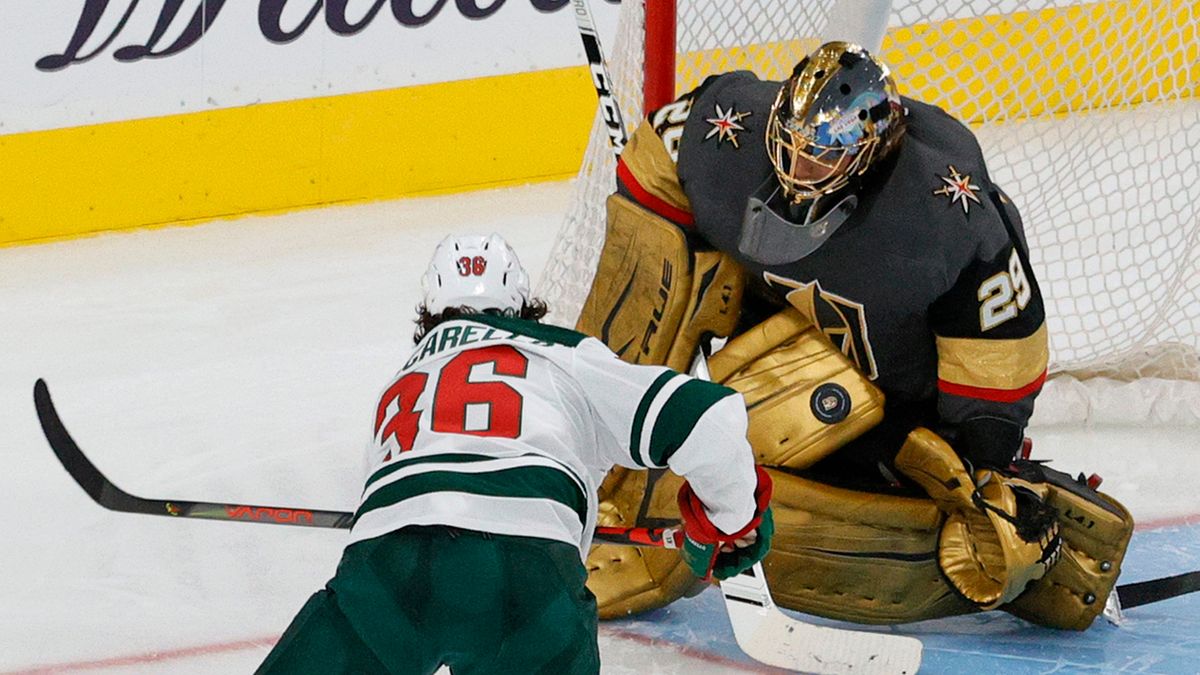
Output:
[
  {"xmin": 257, "ymin": 234, "xmax": 774, "ymax": 674},
  {"xmin": 577, "ymin": 42, "xmax": 1133, "ymax": 631}
]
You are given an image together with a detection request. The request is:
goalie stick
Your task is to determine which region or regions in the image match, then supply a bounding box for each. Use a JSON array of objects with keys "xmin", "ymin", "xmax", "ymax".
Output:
[{"xmin": 571, "ymin": 0, "xmax": 628, "ymax": 153}]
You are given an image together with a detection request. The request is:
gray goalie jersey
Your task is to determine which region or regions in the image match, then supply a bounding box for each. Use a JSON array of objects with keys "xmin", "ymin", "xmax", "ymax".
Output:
[
  {"xmin": 615, "ymin": 71, "xmax": 1048, "ymax": 470},
  {"xmin": 351, "ymin": 313, "xmax": 758, "ymax": 558}
]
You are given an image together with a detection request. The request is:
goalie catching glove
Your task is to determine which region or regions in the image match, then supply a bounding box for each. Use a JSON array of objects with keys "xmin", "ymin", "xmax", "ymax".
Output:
[
  {"xmin": 678, "ymin": 466, "xmax": 775, "ymax": 581},
  {"xmin": 895, "ymin": 428, "xmax": 1062, "ymax": 609}
]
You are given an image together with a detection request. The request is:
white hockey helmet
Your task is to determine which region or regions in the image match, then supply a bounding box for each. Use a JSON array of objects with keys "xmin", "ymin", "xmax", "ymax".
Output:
[{"xmin": 421, "ymin": 233, "xmax": 531, "ymax": 315}]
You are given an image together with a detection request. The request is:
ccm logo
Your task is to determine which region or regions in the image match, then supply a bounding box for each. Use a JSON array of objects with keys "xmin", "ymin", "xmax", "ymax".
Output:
[{"xmin": 226, "ymin": 506, "xmax": 314, "ymax": 525}]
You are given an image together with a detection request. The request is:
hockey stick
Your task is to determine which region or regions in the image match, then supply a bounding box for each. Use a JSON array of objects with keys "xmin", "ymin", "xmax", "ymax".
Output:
[
  {"xmin": 38, "ymin": 377, "xmax": 923, "ymax": 672},
  {"xmin": 34, "ymin": 379, "xmax": 356, "ymax": 529},
  {"xmin": 720, "ymin": 564, "xmax": 921, "ymax": 674},
  {"xmin": 33, "ymin": 378, "xmax": 673, "ymax": 545},
  {"xmin": 571, "ymin": 0, "xmax": 629, "ymax": 153},
  {"xmin": 1117, "ymin": 569, "xmax": 1200, "ymax": 609}
]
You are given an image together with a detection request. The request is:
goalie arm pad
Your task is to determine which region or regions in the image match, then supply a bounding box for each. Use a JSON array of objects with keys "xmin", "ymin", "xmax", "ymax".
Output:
[
  {"xmin": 576, "ymin": 193, "xmax": 743, "ymax": 372},
  {"xmin": 895, "ymin": 428, "xmax": 1061, "ymax": 609}
]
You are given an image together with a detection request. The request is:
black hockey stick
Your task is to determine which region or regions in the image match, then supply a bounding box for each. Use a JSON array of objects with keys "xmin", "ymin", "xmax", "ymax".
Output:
[
  {"xmin": 33, "ymin": 378, "xmax": 671, "ymax": 544},
  {"xmin": 34, "ymin": 379, "xmax": 1200, "ymax": 611},
  {"xmin": 1117, "ymin": 570, "xmax": 1200, "ymax": 609}
]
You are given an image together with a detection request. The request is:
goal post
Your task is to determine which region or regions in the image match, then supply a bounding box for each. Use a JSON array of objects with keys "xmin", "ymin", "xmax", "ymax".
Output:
[{"xmin": 540, "ymin": 0, "xmax": 1200, "ymax": 424}]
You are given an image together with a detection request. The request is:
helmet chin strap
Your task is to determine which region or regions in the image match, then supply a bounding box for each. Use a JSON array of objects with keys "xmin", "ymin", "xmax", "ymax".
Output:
[{"xmin": 738, "ymin": 176, "xmax": 858, "ymax": 266}]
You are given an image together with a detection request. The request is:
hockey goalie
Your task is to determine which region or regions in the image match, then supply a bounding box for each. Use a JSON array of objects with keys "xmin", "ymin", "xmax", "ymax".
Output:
[{"xmin": 577, "ymin": 41, "xmax": 1134, "ymax": 630}]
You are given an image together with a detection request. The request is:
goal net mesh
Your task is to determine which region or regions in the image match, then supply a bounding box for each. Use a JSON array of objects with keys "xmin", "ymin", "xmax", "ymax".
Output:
[{"xmin": 539, "ymin": 0, "xmax": 1199, "ymax": 414}]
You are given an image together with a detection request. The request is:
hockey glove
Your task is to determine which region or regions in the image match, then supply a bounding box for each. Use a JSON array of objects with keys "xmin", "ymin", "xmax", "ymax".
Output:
[
  {"xmin": 896, "ymin": 428, "xmax": 1061, "ymax": 609},
  {"xmin": 677, "ymin": 466, "xmax": 774, "ymax": 581}
]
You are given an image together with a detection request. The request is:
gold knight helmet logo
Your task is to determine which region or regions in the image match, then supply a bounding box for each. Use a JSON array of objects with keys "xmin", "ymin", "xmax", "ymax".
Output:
[{"xmin": 763, "ymin": 271, "xmax": 879, "ymax": 379}]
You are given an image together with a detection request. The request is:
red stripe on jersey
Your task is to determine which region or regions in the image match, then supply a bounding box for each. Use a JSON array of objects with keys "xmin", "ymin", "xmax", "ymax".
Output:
[
  {"xmin": 938, "ymin": 369, "xmax": 1047, "ymax": 403},
  {"xmin": 617, "ymin": 158, "xmax": 695, "ymax": 228}
]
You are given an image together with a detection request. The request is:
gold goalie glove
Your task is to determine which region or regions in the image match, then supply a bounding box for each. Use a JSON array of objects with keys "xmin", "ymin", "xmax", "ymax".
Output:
[
  {"xmin": 895, "ymin": 428, "xmax": 1062, "ymax": 609},
  {"xmin": 752, "ymin": 430, "xmax": 1132, "ymax": 628}
]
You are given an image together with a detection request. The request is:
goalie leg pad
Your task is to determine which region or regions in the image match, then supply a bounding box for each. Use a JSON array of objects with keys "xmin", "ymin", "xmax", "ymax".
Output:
[
  {"xmin": 576, "ymin": 194, "xmax": 742, "ymax": 372},
  {"xmin": 761, "ymin": 468, "xmax": 978, "ymax": 624},
  {"xmin": 1003, "ymin": 462, "xmax": 1135, "ymax": 630},
  {"xmin": 707, "ymin": 308, "xmax": 885, "ymax": 470},
  {"xmin": 586, "ymin": 467, "xmax": 703, "ymax": 619}
]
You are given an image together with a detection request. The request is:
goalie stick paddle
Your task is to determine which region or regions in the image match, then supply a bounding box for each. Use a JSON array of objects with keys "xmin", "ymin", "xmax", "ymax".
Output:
[
  {"xmin": 721, "ymin": 563, "xmax": 922, "ymax": 675},
  {"xmin": 571, "ymin": 0, "xmax": 628, "ymax": 154},
  {"xmin": 1117, "ymin": 569, "xmax": 1200, "ymax": 610}
]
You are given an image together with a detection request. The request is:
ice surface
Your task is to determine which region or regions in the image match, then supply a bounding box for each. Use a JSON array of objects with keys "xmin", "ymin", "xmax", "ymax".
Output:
[{"xmin": 1, "ymin": 181, "xmax": 1197, "ymax": 673}]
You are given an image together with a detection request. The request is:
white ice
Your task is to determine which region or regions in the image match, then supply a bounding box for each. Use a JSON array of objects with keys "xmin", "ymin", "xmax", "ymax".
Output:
[{"xmin": 1, "ymin": 181, "xmax": 1197, "ymax": 673}]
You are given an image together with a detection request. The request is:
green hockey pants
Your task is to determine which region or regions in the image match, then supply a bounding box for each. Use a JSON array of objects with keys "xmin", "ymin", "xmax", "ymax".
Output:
[{"xmin": 257, "ymin": 525, "xmax": 599, "ymax": 675}]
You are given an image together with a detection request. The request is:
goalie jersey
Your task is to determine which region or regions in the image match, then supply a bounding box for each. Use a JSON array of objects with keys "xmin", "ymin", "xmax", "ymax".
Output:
[
  {"xmin": 350, "ymin": 313, "xmax": 757, "ymax": 558},
  {"xmin": 616, "ymin": 71, "xmax": 1049, "ymax": 470}
]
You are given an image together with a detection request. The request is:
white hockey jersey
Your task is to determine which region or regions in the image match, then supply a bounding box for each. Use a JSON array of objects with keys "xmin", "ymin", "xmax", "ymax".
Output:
[{"xmin": 349, "ymin": 314, "xmax": 758, "ymax": 560}]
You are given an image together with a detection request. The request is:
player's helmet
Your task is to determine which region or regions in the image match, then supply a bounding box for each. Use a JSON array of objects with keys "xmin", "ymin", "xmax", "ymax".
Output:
[
  {"xmin": 765, "ymin": 41, "xmax": 905, "ymax": 203},
  {"xmin": 421, "ymin": 233, "xmax": 531, "ymax": 315}
]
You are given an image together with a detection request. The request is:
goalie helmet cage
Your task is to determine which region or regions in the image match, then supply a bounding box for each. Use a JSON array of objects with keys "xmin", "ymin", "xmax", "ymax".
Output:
[{"xmin": 539, "ymin": 0, "xmax": 1200, "ymax": 424}]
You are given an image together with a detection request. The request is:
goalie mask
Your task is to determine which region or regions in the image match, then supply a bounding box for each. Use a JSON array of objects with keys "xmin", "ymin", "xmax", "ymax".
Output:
[
  {"xmin": 766, "ymin": 41, "xmax": 905, "ymax": 203},
  {"xmin": 421, "ymin": 233, "xmax": 531, "ymax": 315}
]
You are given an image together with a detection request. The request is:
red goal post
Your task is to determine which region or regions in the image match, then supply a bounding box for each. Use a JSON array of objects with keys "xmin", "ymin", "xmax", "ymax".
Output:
[{"xmin": 541, "ymin": 0, "xmax": 1200, "ymax": 424}]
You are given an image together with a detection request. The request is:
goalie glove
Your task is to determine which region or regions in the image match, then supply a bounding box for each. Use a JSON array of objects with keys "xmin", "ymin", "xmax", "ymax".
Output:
[
  {"xmin": 896, "ymin": 428, "xmax": 1061, "ymax": 609},
  {"xmin": 677, "ymin": 466, "xmax": 775, "ymax": 581}
]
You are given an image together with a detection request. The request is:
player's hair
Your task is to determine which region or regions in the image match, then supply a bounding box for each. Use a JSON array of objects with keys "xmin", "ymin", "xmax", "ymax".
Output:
[{"xmin": 413, "ymin": 299, "xmax": 549, "ymax": 343}]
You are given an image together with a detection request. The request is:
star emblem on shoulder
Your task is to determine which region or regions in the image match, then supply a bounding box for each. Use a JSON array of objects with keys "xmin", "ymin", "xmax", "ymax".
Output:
[
  {"xmin": 933, "ymin": 164, "xmax": 982, "ymax": 214},
  {"xmin": 704, "ymin": 103, "xmax": 751, "ymax": 148}
]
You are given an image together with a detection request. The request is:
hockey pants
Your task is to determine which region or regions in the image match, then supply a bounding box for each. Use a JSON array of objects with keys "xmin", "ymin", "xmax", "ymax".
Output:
[{"xmin": 256, "ymin": 525, "xmax": 600, "ymax": 675}]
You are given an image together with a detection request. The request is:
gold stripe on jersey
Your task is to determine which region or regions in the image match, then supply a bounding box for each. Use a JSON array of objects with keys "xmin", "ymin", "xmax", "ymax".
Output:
[
  {"xmin": 936, "ymin": 324, "xmax": 1049, "ymax": 391},
  {"xmin": 621, "ymin": 122, "xmax": 692, "ymax": 216}
]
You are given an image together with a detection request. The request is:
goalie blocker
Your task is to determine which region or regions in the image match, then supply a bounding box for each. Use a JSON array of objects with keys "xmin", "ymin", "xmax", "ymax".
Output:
[{"xmin": 579, "ymin": 194, "xmax": 1134, "ymax": 630}]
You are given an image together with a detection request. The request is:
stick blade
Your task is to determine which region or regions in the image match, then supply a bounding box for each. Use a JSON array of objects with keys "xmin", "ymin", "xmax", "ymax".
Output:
[
  {"xmin": 33, "ymin": 379, "xmax": 143, "ymax": 512},
  {"xmin": 722, "ymin": 564, "xmax": 922, "ymax": 674},
  {"xmin": 35, "ymin": 379, "xmax": 108, "ymax": 502}
]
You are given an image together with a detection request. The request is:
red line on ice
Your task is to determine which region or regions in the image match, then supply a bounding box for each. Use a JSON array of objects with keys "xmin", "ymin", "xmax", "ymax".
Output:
[
  {"xmin": 3, "ymin": 636, "xmax": 278, "ymax": 674},
  {"xmin": 1136, "ymin": 512, "xmax": 1200, "ymax": 530},
  {"xmin": 8, "ymin": 629, "xmax": 778, "ymax": 674}
]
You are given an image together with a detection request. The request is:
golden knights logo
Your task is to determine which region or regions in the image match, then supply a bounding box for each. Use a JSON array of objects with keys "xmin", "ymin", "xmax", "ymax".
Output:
[{"xmin": 763, "ymin": 271, "xmax": 879, "ymax": 380}]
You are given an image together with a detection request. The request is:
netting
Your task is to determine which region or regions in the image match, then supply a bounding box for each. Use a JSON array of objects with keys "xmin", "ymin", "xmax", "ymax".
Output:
[{"xmin": 539, "ymin": 0, "xmax": 1200, "ymax": 403}]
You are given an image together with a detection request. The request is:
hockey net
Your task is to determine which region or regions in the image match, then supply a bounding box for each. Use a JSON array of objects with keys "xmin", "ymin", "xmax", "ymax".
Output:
[{"xmin": 538, "ymin": 0, "xmax": 1200, "ymax": 424}]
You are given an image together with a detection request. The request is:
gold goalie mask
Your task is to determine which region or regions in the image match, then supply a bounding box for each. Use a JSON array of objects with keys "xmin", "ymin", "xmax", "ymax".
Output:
[
  {"xmin": 765, "ymin": 41, "xmax": 906, "ymax": 203},
  {"xmin": 740, "ymin": 42, "xmax": 907, "ymax": 266}
]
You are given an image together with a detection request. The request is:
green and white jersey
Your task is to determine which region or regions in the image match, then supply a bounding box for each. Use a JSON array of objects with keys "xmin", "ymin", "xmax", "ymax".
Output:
[{"xmin": 350, "ymin": 314, "xmax": 758, "ymax": 559}]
